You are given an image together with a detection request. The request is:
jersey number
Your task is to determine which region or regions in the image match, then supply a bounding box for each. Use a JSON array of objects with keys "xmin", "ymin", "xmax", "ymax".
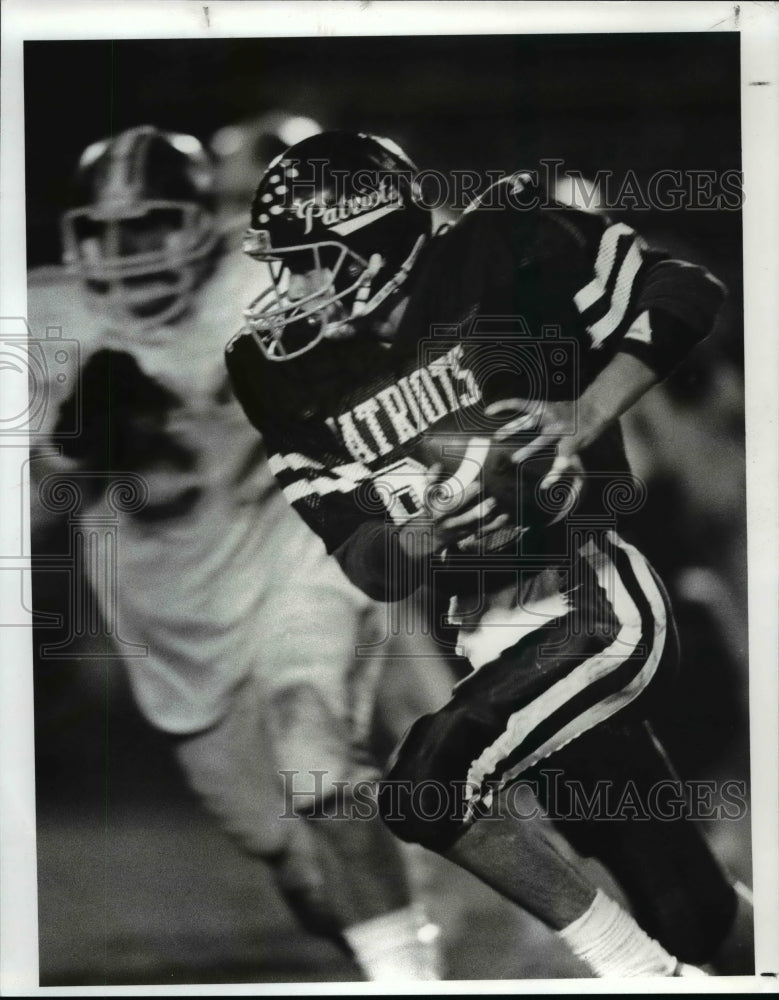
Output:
[{"xmin": 373, "ymin": 457, "xmax": 429, "ymax": 525}]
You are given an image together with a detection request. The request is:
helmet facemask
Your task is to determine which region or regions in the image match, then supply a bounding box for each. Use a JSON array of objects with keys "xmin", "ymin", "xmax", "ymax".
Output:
[
  {"xmin": 62, "ymin": 198, "xmax": 218, "ymax": 332},
  {"xmin": 242, "ymin": 228, "xmax": 425, "ymax": 361}
]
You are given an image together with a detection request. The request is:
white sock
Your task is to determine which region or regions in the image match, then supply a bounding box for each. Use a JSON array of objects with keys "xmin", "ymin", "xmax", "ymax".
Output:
[
  {"xmin": 558, "ymin": 889, "xmax": 680, "ymax": 977},
  {"xmin": 343, "ymin": 903, "xmax": 443, "ymax": 981}
]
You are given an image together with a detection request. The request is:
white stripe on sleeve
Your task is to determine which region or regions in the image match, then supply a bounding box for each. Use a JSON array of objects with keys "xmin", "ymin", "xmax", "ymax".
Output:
[
  {"xmin": 269, "ymin": 451, "xmax": 372, "ymax": 481},
  {"xmin": 586, "ymin": 238, "xmax": 646, "ymax": 349},
  {"xmin": 283, "ymin": 474, "xmax": 361, "ymax": 504},
  {"xmin": 573, "ymin": 222, "xmax": 636, "ymax": 313}
]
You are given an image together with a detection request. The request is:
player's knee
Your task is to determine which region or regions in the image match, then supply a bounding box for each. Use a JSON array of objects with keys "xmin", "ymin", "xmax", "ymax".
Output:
[
  {"xmin": 216, "ymin": 808, "xmax": 288, "ymax": 858},
  {"xmin": 172, "ymin": 740, "xmax": 290, "ymax": 858},
  {"xmin": 178, "ymin": 775, "xmax": 290, "ymax": 857},
  {"xmin": 377, "ymin": 708, "xmax": 477, "ymax": 852},
  {"xmin": 378, "ymin": 776, "xmax": 468, "ymax": 852}
]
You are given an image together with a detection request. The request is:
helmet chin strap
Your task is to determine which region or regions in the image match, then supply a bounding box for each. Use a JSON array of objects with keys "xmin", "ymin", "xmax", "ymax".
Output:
[
  {"xmin": 323, "ymin": 234, "xmax": 427, "ymax": 342},
  {"xmin": 322, "ymin": 252, "xmax": 385, "ymax": 341},
  {"xmin": 361, "ymin": 234, "xmax": 427, "ymax": 317},
  {"xmin": 350, "ymin": 253, "xmax": 385, "ymax": 318}
]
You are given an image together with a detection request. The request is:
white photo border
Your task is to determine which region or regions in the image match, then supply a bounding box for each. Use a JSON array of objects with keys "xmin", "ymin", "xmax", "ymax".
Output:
[{"xmin": 1, "ymin": 1, "xmax": 777, "ymax": 995}]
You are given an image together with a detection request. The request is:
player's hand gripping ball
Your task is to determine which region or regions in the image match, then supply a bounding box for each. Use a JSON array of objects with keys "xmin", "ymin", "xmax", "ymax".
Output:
[{"xmin": 418, "ymin": 401, "xmax": 584, "ymax": 531}]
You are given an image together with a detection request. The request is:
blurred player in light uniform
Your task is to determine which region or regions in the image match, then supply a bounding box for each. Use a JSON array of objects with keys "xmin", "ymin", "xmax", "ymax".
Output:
[{"xmin": 27, "ymin": 124, "xmax": 451, "ymax": 981}]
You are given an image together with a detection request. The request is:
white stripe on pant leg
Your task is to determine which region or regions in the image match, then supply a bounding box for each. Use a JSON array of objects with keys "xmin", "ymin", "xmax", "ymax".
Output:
[{"xmin": 464, "ymin": 535, "xmax": 666, "ymax": 807}]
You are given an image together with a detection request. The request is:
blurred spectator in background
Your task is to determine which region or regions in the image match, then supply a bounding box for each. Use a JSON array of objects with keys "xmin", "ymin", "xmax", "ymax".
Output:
[
  {"xmin": 551, "ymin": 175, "xmax": 748, "ymax": 785},
  {"xmin": 622, "ymin": 343, "xmax": 749, "ymax": 762},
  {"xmin": 210, "ymin": 110, "xmax": 323, "ymax": 221}
]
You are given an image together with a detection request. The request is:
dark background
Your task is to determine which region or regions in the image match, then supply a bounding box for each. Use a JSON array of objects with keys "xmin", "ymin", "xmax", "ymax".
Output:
[
  {"xmin": 25, "ymin": 34, "xmax": 741, "ymax": 259},
  {"xmin": 26, "ymin": 32, "xmax": 749, "ymax": 985}
]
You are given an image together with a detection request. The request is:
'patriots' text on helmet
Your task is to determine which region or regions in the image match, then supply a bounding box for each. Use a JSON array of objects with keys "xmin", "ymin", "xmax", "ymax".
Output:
[
  {"xmin": 242, "ymin": 131, "xmax": 433, "ymax": 361},
  {"xmin": 61, "ymin": 125, "xmax": 219, "ymax": 331}
]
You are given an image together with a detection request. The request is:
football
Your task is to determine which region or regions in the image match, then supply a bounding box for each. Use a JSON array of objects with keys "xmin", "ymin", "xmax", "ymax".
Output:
[{"xmin": 416, "ymin": 413, "xmax": 580, "ymax": 530}]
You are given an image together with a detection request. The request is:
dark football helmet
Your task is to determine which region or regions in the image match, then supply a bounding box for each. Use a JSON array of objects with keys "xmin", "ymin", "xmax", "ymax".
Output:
[
  {"xmin": 242, "ymin": 131, "xmax": 433, "ymax": 361},
  {"xmin": 61, "ymin": 125, "xmax": 218, "ymax": 331}
]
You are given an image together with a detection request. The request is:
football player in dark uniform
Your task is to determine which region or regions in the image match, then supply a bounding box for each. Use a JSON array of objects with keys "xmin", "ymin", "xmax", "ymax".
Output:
[{"xmin": 226, "ymin": 131, "xmax": 752, "ymax": 977}]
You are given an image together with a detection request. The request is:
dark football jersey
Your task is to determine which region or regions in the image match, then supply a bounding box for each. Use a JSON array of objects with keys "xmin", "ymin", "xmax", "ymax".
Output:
[{"xmin": 227, "ymin": 180, "xmax": 725, "ymax": 601}]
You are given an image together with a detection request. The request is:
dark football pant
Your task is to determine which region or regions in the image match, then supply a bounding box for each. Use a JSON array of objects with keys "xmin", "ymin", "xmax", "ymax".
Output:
[
  {"xmin": 531, "ymin": 719, "xmax": 737, "ymax": 965},
  {"xmin": 378, "ymin": 531, "xmax": 737, "ymax": 963}
]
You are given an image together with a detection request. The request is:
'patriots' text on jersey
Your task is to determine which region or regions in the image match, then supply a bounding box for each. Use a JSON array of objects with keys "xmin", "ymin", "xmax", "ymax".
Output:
[{"xmin": 227, "ymin": 183, "xmax": 725, "ymax": 601}]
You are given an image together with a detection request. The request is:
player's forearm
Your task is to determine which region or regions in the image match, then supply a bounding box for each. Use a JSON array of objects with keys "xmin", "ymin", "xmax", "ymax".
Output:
[
  {"xmin": 333, "ymin": 521, "xmax": 429, "ymax": 602},
  {"xmin": 568, "ymin": 349, "xmax": 659, "ymax": 454},
  {"xmin": 570, "ymin": 259, "xmax": 724, "ymax": 452}
]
